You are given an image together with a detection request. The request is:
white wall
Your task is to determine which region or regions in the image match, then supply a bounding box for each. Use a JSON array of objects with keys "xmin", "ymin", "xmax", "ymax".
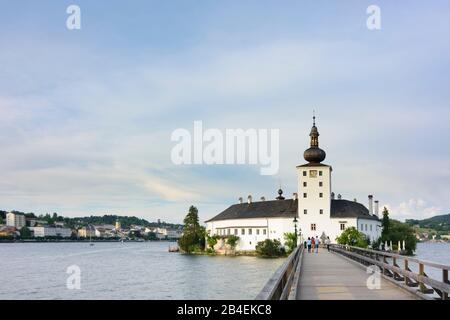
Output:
[
  {"xmin": 32, "ymin": 227, "xmax": 72, "ymax": 238},
  {"xmin": 206, "ymin": 217, "xmax": 297, "ymax": 251},
  {"xmin": 6, "ymin": 213, "xmax": 26, "ymax": 229},
  {"xmin": 357, "ymin": 219, "xmax": 382, "ymax": 243}
]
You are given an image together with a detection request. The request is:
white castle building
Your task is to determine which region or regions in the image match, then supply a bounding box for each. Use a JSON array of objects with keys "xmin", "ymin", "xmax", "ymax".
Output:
[{"xmin": 205, "ymin": 117, "xmax": 382, "ymax": 251}]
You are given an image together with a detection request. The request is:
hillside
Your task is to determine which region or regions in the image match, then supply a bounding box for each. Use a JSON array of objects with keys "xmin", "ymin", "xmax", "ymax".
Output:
[
  {"xmin": 0, "ymin": 210, "xmax": 182, "ymax": 230},
  {"xmin": 405, "ymin": 214, "xmax": 450, "ymax": 232}
]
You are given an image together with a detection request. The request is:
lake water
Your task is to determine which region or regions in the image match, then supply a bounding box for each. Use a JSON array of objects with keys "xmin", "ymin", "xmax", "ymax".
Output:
[
  {"xmin": 0, "ymin": 242, "xmax": 448, "ymax": 300},
  {"xmin": 0, "ymin": 241, "xmax": 284, "ymax": 300}
]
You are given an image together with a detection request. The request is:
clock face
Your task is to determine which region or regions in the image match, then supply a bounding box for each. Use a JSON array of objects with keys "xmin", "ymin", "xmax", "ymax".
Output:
[{"xmin": 309, "ymin": 170, "xmax": 318, "ymax": 178}]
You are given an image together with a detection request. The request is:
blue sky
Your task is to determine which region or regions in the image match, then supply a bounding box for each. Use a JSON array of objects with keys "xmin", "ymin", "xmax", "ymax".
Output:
[{"xmin": 0, "ymin": 1, "xmax": 449, "ymax": 223}]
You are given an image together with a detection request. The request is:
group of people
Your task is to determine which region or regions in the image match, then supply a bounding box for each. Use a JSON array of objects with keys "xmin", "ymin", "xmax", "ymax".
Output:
[{"xmin": 305, "ymin": 236, "xmax": 331, "ymax": 253}]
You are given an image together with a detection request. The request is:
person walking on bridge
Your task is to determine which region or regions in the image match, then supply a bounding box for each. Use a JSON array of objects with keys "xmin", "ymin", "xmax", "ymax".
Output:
[
  {"xmin": 315, "ymin": 236, "xmax": 320, "ymax": 253},
  {"xmin": 307, "ymin": 237, "xmax": 311, "ymax": 253},
  {"xmin": 326, "ymin": 236, "xmax": 331, "ymax": 252}
]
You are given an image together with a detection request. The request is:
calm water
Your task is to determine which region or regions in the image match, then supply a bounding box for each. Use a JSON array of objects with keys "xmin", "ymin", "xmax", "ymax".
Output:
[
  {"xmin": 1, "ymin": 242, "xmax": 448, "ymax": 300},
  {"xmin": 406, "ymin": 242, "xmax": 450, "ymax": 281},
  {"xmin": 0, "ymin": 242, "xmax": 284, "ymax": 300}
]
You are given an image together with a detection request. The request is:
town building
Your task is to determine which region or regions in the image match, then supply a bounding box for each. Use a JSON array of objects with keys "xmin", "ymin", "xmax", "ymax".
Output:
[
  {"xmin": 205, "ymin": 116, "xmax": 382, "ymax": 251},
  {"xmin": 77, "ymin": 226, "xmax": 96, "ymax": 238},
  {"xmin": 31, "ymin": 226, "xmax": 72, "ymax": 238},
  {"xmin": 115, "ymin": 219, "xmax": 121, "ymax": 231},
  {"xmin": 166, "ymin": 229, "xmax": 182, "ymax": 239},
  {"xmin": 6, "ymin": 212, "xmax": 26, "ymax": 229},
  {"xmin": 0, "ymin": 226, "xmax": 19, "ymax": 237}
]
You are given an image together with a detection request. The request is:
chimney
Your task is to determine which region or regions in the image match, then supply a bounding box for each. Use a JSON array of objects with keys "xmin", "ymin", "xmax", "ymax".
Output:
[
  {"xmin": 374, "ymin": 200, "xmax": 379, "ymax": 217},
  {"xmin": 337, "ymin": 194, "xmax": 342, "ymax": 200},
  {"xmin": 238, "ymin": 197, "xmax": 243, "ymax": 204},
  {"xmin": 368, "ymin": 195, "xmax": 373, "ymax": 215},
  {"xmin": 247, "ymin": 195, "xmax": 252, "ymax": 204},
  {"xmin": 293, "ymin": 193, "xmax": 298, "ymax": 201},
  {"xmin": 260, "ymin": 196, "xmax": 266, "ymax": 202},
  {"xmin": 331, "ymin": 192, "xmax": 335, "ymax": 200}
]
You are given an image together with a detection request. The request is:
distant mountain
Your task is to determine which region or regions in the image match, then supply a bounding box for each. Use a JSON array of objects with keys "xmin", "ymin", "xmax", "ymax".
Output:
[{"xmin": 405, "ymin": 214, "xmax": 450, "ymax": 232}]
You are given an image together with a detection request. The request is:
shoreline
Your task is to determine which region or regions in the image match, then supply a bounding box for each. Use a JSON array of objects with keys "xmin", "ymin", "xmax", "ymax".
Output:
[{"xmin": 0, "ymin": 239, "xmax": 178, "ymax": 244}]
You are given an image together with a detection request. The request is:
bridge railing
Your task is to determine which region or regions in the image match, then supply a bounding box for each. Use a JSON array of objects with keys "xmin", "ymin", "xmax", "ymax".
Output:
[
  {"xmin": 330, "ymin": 244, "xmax": 450, "ymax": 300},
  {"xmin": 255, "ymin": 245, "xmax": 304, "ymax": 300}
]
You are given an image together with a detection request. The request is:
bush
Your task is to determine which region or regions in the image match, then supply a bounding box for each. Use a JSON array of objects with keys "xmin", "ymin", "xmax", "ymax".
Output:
[
  {"xmin": 336, "ymin": 227, "xmax": 369, "ymax": 248},
  {"xmin": 226, "ymin": 235, "xmax": 239, "ymax": 250},
  {"xmin": 206, "ymin": 234, "xmax": 219, "ymax": 248},
  {"xmin": 256, "ymin": 239, "xmax": 285, "ymax": 257},
  {"xmin": 283, "ymin": 232, "xmax": 297, "ymax": 253}
]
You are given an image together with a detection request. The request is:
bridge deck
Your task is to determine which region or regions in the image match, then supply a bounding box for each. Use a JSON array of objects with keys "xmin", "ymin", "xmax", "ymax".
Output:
[{"xmin": 296, "ymin": 249, "xmax": 418, "ymax": 300}]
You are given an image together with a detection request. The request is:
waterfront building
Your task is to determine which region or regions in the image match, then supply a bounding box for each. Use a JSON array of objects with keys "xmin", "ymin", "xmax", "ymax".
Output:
[
  {"xmin": 6, "ymin": 212, "xmax": 26, "ymax": 229},
  {"xmin": 166, "ymin": 229, "xmax": 182, "ymax": 239},
  {"xmin": 115, "ymin": 219, "xmax": 121, "ymax": 231},
  {"xmin": 31, "ymin": 226, "xmax": 72, "ymax": 238},
  {"xmin": 0, "ymin": 226, "xmax": 19, "ymax": 237},
  {"xmin": 205, "ymin": 117, "xmax": 382, "ymax": 251},
  {"xmin": 26, "ymin": 218, "xmax": 48, "ymax": 227},
  {"xmin": 77, "ymin": 226, "xmax": 96, "ymax": 238}
]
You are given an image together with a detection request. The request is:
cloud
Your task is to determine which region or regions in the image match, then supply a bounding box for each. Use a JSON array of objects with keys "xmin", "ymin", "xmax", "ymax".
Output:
[
  {"xmin": 0, "ymin": 2, "xmax": 449, "ymax": 223},
  {"xmin": 384, "ymin": 199, "xmax": 442, "ymax": 221}
]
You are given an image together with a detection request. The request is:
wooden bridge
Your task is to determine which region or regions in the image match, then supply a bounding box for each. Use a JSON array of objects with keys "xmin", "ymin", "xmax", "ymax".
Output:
[{"xmin": 256, "ymin": 244, "xmax": 450, "ymax": 300}]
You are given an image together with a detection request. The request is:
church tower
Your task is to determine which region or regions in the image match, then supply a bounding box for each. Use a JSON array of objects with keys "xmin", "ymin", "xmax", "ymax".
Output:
[{"xmin": 296, "ymin": 115, "xmax": 333, "ymax": 240}]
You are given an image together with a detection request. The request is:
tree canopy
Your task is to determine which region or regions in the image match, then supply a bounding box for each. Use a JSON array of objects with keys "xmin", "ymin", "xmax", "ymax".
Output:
[
  {"xmin": 178, "ymin": 206, "xmax": 205, "ymax": 253},
  {"xmin": 336, "ymin": 227, "xmax": 369, "ymax": 248}
]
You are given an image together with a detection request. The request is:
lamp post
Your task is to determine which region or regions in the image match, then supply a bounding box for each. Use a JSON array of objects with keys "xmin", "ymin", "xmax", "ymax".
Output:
[{"xmin": 293, "ymin": 216, "xmax": 298, "ymax": 248}]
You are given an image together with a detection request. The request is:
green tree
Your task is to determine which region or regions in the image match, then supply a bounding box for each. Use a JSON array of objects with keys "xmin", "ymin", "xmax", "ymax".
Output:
[
  {"xmin": 20, "ymin": 227, "xmax": 31, "ymax": 239},
  {"xmin": 256, "ymin": 239, "xmax": 285, "ymax": 257},
  {"xmin": 386, "ymin": 220, "xmax": 417, "ymax": 254},
  {"xmin": 336, "ymin": 227, "xmax": 368, "ymax": 248},
  {"xmin": 283, "ymin": 232, "xmax": 297, "ymax": 253},
  {"xmin": 381, "ymin": 207, "xmax": 390, "ymax": 240},
  {"xmin": 178, "ymin": 206, "xmax": 203, "ymax": 253}
]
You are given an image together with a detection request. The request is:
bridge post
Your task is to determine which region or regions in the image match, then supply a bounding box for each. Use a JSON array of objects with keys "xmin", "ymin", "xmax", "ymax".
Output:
[
  {"xmin": 419, "ymin": 263, "xmax": 427, "ymax": 293},
  {"xmin": 443, "ymin": 269, "xmax": 449, "ymax": 300},
  {"xmin": 404, "ymin": 260, "xmax": 411, "ymax": 286}
]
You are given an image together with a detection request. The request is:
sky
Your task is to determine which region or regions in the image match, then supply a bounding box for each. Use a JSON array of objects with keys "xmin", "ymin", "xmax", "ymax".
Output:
[{"xmin": 0, "ymin": 1, "xmax": 449, "ymax": 223}]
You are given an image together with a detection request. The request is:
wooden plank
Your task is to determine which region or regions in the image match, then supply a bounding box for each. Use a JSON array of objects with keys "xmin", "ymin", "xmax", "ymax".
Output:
[{"xmin": 296, "ymin": 249, "xmax": 417, "ymax": 300}]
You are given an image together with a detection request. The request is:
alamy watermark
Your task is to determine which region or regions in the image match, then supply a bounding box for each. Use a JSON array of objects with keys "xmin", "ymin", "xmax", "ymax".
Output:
[
  {"xmin": 171, "ymin": 121, "xmax": 279, "ymax": 175},
  {"xmin": 66, "ymin": 265, "xmax": 81, "ymax": 290},
  {"xmin": 367, "ymin": 5, "xmax": 381, "ymax": 30},
  {"xmin": 366, "ymin": 265, "xmax": 381, "ymax": 290},
  {"xmin": 66, "ymin": 5, "xmax": 81, "ymax": 30}
]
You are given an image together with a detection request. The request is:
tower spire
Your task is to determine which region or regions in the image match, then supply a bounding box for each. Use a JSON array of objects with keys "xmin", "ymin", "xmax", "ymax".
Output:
[{"xmin": 303, "ymin": 113, "xmax": 326, "ymax": 163}]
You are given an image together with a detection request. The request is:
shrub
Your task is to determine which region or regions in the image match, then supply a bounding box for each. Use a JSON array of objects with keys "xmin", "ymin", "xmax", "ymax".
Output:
[
  {"xmin": 206, "ymin": 234, "xmax": 220, "ymax": 249},
  {"xmin": 226, "ymin": 235, "xmax": 239, "ymax": 250},
  {"xmin": 283, "ymin": 232, "xmax": 297, "ymax": 253},
  {"xmin": 256, "ymin": 239, "xmax": 285, "ymax": 257},
  {"xmin": 336, "ymin": 227, "xmax": 369, "ymax": 248}
]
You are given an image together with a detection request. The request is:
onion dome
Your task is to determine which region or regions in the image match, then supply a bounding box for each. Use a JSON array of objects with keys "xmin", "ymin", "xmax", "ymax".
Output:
[{"xmin": 303, "ymin": 114, "xmax": 326, "ymax": 163}]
